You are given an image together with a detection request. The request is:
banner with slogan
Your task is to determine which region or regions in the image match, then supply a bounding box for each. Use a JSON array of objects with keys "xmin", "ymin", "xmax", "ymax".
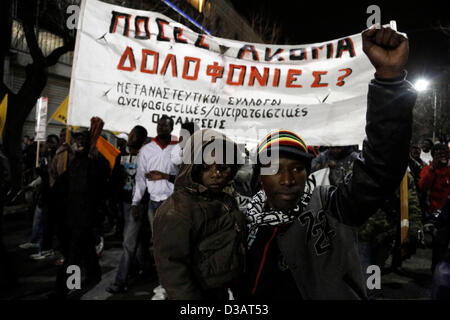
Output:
[{"xmin": 68, "ymin": 0, "xmax": 375, "ymax": 148}]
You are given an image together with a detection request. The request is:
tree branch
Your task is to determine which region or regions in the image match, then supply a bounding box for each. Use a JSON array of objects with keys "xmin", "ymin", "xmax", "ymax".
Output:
[
  {"xmin": 46, "ymin": 41, "xmax": 75, "ymax": 66},
  {"xmin": 22, "ymin": 11, "xmax": 45, "ymax": 64}
]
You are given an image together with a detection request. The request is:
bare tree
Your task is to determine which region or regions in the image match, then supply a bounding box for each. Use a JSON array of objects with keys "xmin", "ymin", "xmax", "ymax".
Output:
[{"xmin": 1, "ymin": 0, "xmax": 76, "ymax": 192}]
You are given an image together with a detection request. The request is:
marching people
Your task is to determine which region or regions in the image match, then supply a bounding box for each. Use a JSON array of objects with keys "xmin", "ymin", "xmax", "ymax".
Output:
[
  {"xmin": 131, "ymin": 115, "xmax": 179, "ymax": 300},
  {"xmin": 418, "ymin": 143, "xmax": 450, "ymax": 272},
  {"xmin": 106, "ymin": 125, "xmax": 154, "ymax": 294},
  {"xmin": 46, "ymin": 128, "xmax": 76, "ymax": 265},
  {"xmin": 32, "ymin": 135, "xmax": 60, "ymax": 260},
  {"xmin": 153, "ymin": 129, "xmax": 246, "ymax": 300},
  {"xmin": 19, "ymin": 135, "xmax": 60, "ymax": 259},
  {"xmin": 17, "ymin": 132, "xmax": 69, "ymax": 258},
  {"xmin": 236, "ymin": 25, "xmax": 417, "ymax": 299},
  {"xmin": 358, "ymin": 172, "xmax": 423, "ymax": 299},
  {"xmin": 419, "ymin": 143, "xmax": 450, "ymax": 215}
]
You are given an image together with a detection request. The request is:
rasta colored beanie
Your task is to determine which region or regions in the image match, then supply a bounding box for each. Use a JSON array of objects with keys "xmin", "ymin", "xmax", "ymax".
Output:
[{"xmin": 257, "ymin": 130, "xmax": 313, "ymax": 171}]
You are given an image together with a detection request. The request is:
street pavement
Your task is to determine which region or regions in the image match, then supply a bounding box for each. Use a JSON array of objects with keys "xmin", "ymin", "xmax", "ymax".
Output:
[
  {"xmin": 1, "ymin": 205, "xmax": 434, "ymax": 300},
  {"xmin": 1, "ymin": 207, "xmax": 159, "ymax": 300}
]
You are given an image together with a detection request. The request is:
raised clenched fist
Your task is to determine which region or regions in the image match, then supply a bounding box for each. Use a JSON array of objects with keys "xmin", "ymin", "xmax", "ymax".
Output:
[{"xmin": 362, "ymin": 25, "xmax": 409, "ymax": 79}]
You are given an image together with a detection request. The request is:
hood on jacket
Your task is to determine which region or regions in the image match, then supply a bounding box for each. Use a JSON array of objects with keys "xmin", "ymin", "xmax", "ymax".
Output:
[{"xmin": 174, "ymin": 129, "xmax": 244, "ymax": 193}]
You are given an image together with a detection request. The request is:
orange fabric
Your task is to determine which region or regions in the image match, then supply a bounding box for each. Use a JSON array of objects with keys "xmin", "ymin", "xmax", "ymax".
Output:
[{"xmin": 96, "ymin": 136, "xmax": 120, "ymax": 169}]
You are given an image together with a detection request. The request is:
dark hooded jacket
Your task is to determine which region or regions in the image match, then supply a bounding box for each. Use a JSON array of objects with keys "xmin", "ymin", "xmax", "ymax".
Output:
[{"xmin": 153, "ymin": 129, "xmax": 247, "ymax": 300}]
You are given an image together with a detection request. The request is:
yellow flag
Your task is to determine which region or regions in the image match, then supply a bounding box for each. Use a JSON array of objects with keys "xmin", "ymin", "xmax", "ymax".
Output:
[
  {"xmin": 0, "ymin": 94, "xmax": 8, "ymax": 140},
  {"xmin": 50, "ymin": 96, "xmax": 69, "ymax": 124}
]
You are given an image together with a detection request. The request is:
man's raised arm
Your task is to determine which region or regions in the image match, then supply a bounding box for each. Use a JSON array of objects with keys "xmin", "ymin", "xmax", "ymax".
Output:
[{"xmin": 331, "ymin": 25, "xmax": 418, "ymax": 226}]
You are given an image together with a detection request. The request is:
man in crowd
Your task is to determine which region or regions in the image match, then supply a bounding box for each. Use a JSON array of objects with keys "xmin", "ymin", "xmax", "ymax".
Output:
[
  {"xmin": 420, "ymin": 138, "xmax": 434, "ymax": 165},
  {"xmin": 239, "ymin": 26, "xmax": 417, "ymax": 299},
  {"xmin": 419, "ymin": 143, "xmax": 450, "ymax": 215},
  {"xmin": 22, "ymin": 135, "xmax": 32, "ymax": 151},
  {"xmin": 418, "ymin": 143, "xmax": 450, "ymax": 272},
  {"xmin": 51, "ymin": 127, "xmax": 110, "ymax": 299},
  {"xmin": 132, "ymin": 116, "xmax": 179, "ymax": 231},
  {"xmin": 131, "ymin": 115, "xmax": 179, "ymax": 299},
  {"xmin": 107, "ymin": 125, "xmax": 154, "ymax": 294},
  {"xmin": 19, "ymin": 134, "xmax": 60, "ymax": 259}
]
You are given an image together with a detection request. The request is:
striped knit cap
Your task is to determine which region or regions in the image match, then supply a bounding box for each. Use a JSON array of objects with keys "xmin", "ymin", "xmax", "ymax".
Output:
[{"xmin": 257, "ymin": 130, "xmax": 313, "ymax": 167}]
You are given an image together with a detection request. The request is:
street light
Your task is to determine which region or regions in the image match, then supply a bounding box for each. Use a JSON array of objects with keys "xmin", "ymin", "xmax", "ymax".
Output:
[{"xmin": 414, "ymin": 78, "xmax": 430, "ymax": 92}]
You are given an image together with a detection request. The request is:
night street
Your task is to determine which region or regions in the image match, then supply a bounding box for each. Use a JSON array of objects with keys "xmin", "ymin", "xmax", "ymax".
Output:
[{"xmin": 1, "ymin": 206, "xmax": 159, "ymax": 300}]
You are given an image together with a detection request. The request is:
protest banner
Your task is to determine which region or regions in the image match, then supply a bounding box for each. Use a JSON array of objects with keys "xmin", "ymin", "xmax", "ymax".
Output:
[{"xmin": 68, "ymin": 0, "xmax": 375, "ymax": 148}]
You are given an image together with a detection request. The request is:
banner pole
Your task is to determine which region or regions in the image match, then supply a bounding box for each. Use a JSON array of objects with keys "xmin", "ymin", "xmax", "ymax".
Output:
[
  {"xmin": 35, "ymin": 141, "xmax": 40, "ymax": 168},
  {"xmin": 63, "ymin": 125, "xmax": 71, "ymax": 171},
  {"xmin": 399, "ymin": 171, "xmax": 409, "ymax": 255}
]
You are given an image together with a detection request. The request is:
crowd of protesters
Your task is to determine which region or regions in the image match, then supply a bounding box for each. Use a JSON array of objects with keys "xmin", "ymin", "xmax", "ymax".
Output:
[{"xmin": 0, "ymin": 26, "xmax": 449, "ymax": 300}]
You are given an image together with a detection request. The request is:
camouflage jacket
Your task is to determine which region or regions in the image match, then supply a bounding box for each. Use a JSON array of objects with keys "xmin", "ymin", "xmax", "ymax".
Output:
[{"xmin": 358, "ymin": 172, "xmax": 422, "ymax": 245}]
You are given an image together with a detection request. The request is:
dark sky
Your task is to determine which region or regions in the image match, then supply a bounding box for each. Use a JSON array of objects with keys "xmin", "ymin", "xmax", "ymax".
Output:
[{"xmin": 230, "ymin": 0, "xmax": 450, "ymax": 82}]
